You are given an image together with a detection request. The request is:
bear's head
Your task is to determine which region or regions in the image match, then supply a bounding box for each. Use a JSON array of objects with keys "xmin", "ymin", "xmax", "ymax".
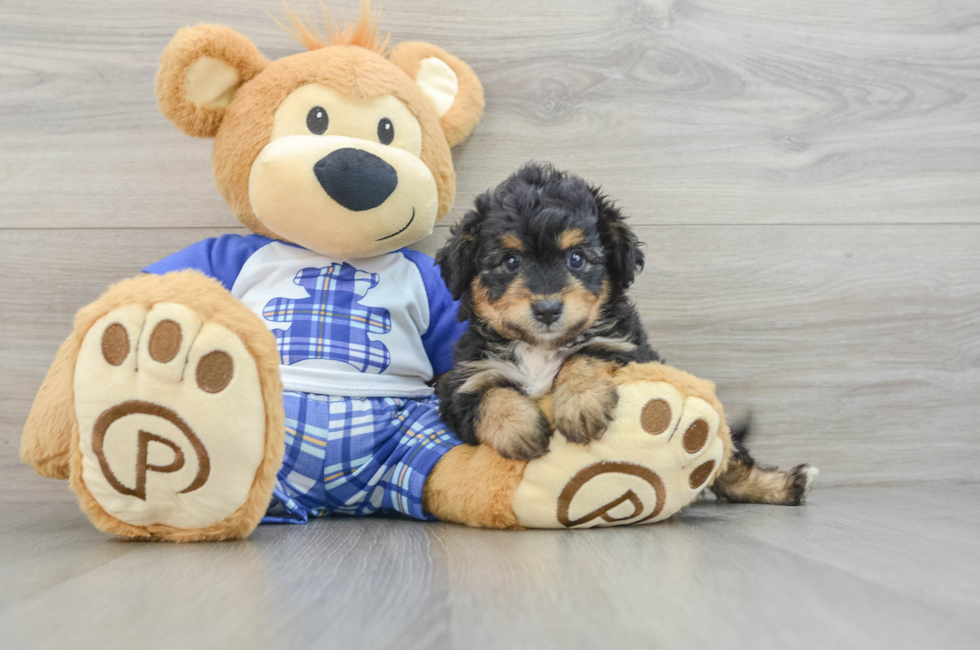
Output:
[{"xmin": 156, "ymin": 2, "xmax": 484, "ymax": 259}]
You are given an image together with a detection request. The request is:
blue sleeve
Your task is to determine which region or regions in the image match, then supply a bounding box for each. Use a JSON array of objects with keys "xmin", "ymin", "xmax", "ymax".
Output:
[
  {"xmin": 401, "ymin": 249, "xmax": 469, "ymax": 376},
  {"xmin": 143, "ymin": 234, "xmax": 275, "ymax": 291}
]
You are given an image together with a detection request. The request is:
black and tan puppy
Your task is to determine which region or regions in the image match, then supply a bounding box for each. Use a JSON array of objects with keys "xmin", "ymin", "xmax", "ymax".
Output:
[
  {"xmin": 436, "ymin": 162, "xmax": 817, "ymax": 506},
  {"xmin": 436, "ymin": 162, "xmax": 656, "ymax": 461}
]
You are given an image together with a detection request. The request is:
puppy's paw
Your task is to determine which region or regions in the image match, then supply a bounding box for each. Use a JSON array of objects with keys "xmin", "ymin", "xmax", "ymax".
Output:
[
  {"xmin": 552, "ymin": 356, "xmax": 620, "ymax": 443},
  {"xmin": 477, "ymin": 387, "xmax": 552, "ymax": 460},
  {"xmin": 553, "ymin": 378, "xmax": 619, "ymax": 443},
  {"xmin": 789, "ymin": 464, "xmax": 820, "ymax": 505},
  {"xmin": 712, "ymin": 461, "xmax": 820, "ymax": 505}
]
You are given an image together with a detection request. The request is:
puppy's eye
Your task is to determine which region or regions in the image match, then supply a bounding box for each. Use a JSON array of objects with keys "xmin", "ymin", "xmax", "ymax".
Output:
[
  {"xmin": 503, "ymin": 254, "xmax": 521, "ymax": 272},
  {"xmin": 378, "ymin": 118, "xmax": 394, "ymax": 145},
  {"xmin": 566, "ymin": 251, "xmax": 585, "ymax": 270},
  {"xmin": 306, "ymin": 107, "xmax": 329, "ymax": 135}
]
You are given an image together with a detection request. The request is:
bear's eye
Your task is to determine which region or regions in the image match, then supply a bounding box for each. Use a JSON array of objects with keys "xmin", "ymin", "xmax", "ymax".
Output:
[
  {"xmin": 566, "ymin": 251, "xmax": 585, "ymax": 270},
  {"xmin": 306, "ymin": 107, "xmax": 329, "ymax": 135},
  {"xmin": 378, "ymin": 117, "xmax": 394, "ymax": 145}
]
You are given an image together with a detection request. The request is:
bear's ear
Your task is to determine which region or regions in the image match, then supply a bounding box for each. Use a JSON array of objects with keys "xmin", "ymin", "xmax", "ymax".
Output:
[
  {"xmin": 388, "ymin": 42, "xmax": 485, "ymax": 147},
  {"xmin": 156, "ymin": 24, "xmax": 268, "ymax": 138}
]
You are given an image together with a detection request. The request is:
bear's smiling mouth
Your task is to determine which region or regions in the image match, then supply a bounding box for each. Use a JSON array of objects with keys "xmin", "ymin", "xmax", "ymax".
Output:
[{"xmin": 376, "ymin": 207, "xmax": 415, "ymax": 241}]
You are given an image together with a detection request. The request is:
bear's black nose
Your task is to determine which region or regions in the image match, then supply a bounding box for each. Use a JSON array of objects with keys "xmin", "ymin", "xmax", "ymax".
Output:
[{"xmin": 313, "ymin": 148, "xmax": 398, "ymax": 212}]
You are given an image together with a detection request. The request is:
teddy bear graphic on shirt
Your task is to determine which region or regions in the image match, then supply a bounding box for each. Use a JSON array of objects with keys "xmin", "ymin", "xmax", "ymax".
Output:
[{"xmin": 263, "ymin": 263, "xmax": 392, "ymax": 373}]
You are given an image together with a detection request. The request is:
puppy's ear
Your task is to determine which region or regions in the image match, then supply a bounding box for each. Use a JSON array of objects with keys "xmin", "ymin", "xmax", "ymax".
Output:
[
  {"xmin": 592, "ymin": 186, "xmax": 644, "ymax": 288},
  {"xmin": 156, "ymin": 24, "xmax": 268, "ymax": 138},
  {"xmin": 436, "ymin": 196, "xmax": 488, "ymax": 301}
]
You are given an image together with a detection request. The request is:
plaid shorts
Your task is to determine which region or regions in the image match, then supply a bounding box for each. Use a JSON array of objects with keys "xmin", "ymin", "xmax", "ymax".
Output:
[{"xmin": 262, "ymin": 392, "xmax": 460, "ymax": 524}]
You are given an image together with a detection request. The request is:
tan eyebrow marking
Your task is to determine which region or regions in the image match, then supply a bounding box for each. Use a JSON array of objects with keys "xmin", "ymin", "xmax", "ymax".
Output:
[
  {"xmin": 501, "ymin": 234, "xmax": 524, "ymax": 251},
  {"xmin": 559, "ymin": 228, "xmax": 585, "ymax": 249}
]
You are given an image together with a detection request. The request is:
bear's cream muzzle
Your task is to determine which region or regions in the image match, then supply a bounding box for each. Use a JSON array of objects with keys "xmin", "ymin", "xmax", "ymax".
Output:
[{"xmin": 248, "ymin": 134, "xmax": 439, "ymax": 259}]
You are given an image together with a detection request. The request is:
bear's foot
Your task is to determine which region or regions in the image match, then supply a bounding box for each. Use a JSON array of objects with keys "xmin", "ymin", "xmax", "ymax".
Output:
[
  {"xmin": 69, "ymin": 272, "xmax": 284, "ymax": 541},
  {"xmin": 512, "ymin": 363, "xmax": 731, "ymax": 528}
]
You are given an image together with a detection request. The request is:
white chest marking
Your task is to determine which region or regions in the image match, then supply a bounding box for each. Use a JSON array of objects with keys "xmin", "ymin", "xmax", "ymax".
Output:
[{"xmin": 513, "ymin": 342, "xmax": 567, "ymax": 399}]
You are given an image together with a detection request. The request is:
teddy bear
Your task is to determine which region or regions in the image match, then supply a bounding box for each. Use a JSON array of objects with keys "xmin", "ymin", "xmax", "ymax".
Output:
[{"xmin": 20, "ymin": 3, "xmax": 744, "ymax": 541}]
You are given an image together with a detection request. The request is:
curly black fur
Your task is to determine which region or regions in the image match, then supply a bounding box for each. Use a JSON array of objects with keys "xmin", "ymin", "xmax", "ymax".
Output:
[{"xmin": 435, "ymin": 163, "xmax": 660, "ymax": 455}]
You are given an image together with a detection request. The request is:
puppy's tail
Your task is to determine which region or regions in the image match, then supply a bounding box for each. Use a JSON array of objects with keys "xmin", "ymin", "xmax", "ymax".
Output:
[
  {"xmin": 714, "ymin": 411, "xmax": 819, "ymax": 506},
  {"xmin": 729, "ymin": 412, "xmax": 753, "ymax": 448}
]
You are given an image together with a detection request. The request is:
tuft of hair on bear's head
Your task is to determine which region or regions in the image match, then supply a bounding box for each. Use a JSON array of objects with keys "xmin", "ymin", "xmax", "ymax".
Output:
[{"xmin": 273, "ymin": 0, "xmax": 391, "ymax": 54}]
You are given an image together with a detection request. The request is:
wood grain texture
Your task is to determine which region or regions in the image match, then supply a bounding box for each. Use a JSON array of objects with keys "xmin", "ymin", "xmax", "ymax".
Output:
[
  {"xmin": 1, "ymin": 486, "xmax": 978, "ymax": 649},
  {"xmin": 1, "ymin": 0, "xmax": 978, "ymax": 229}
]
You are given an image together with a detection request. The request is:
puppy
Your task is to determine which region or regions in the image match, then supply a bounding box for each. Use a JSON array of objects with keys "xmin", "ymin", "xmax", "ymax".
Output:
[
  {"xmin": 436, "ymin": 162, "xmax": 817, "ymax": 505},
  {"xmin": 436, "ymin": 162, "xmax": 657, "ymax": 460}
]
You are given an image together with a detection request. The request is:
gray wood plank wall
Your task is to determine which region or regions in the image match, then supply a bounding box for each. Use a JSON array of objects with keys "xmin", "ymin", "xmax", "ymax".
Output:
[{"xmin": 2, "ymin": 0, "xmax": 978, "ymax": 499}]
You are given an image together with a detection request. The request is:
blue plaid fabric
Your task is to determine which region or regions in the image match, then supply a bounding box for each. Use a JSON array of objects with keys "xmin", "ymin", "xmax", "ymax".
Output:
[
  {"xmin": 263, "ymin": 263, "xmax": 392, "ymax": 373},
  {"xmin": 262, "ymin": 392, "xmax": 461, "ymax": 524}
]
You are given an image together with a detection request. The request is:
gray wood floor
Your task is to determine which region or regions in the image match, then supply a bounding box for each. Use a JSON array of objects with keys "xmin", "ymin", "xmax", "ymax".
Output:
[
  {"xmin": 2, "ymin": 485, "xmax": 978, "ymax": 649},
  {"xmin": 1, "ymin": 1, "xmax": 978, "ymax": 647}
]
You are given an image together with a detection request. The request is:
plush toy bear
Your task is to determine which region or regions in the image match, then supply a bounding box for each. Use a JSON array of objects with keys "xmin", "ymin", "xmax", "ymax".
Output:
[{"xmin": 20, "ymin": 3, "xmax": 741, "ymax": 541}]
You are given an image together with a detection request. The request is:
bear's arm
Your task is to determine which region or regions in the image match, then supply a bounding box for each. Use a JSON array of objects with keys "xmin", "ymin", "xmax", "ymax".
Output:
[
  {"xmin": 400, "ymin": 249, "xmax": 469, "ymax": 377},
  {"xmin": 143, "ymin": 233, "xmax": 276, "ymax": 290}
]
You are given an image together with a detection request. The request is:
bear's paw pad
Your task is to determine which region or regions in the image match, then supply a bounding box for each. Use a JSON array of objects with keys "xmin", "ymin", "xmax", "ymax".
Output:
[
  {"xmin": 74, "ymin": 303, "xmax": 267, "ymax": 529},
  {"xmin": 512, "ymin": 381, "xmax": 724, "ymax": 528}
]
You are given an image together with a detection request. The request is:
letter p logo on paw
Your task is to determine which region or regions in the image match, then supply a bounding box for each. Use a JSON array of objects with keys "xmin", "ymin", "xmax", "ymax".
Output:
[
  {"xmin": 557, "ymin": 461, "xmax": 666, "ymax": 527},
  {"xmin": 91, "ymin": 400, "xmax": 210, "ymax": 501}
]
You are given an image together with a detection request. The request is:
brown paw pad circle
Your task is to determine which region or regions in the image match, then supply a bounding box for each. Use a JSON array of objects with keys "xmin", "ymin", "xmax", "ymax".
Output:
[
  {"xmin": 148, "ymin": 319, "xmax": 182, "ymax": 362},
  {"xmin": 640, "ymin": 398, "xmax": 672, "ymax": 435},
  {"xmin": 682, "ymin": 419, "xmax": 710, "ymax": 453},
  {"xmin": 101, "ymin": 323, "xmax": 130, "ymax": 366},
  {"xmin": 688, "ymin": 460, "xmax": 716, "ymax": 489},
  {"xmin": 196, "ymin": 351, "xmax": 234, "ymax": 393}
]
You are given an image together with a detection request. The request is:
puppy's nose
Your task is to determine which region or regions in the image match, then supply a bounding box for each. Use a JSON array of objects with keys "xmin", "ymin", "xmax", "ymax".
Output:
[
  {"xmin": 314, "ymin": 148, "xmax": 397, "ymax": 212},
  {"xmin": 531, "ymin": 299, "xmax": 563, "ymax": 325}
]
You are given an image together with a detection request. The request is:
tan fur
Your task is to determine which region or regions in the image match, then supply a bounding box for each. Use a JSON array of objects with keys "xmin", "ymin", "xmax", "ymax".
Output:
[
  {"xmin": 477, "ymin": 387, "xmax": 547, "ymax": 460},
  {"xmin": 471, "ymin": 277, "xmax": 537, "ymax": 342},
  {"xmin": 456, "ymin": 358, "xmax": 518, "ymax": 396},
  {"xmin": 501, "ymin": 234, "xmax": 524, "ymax": 251},
  {"xmin": 552, "ymin": 356, "xmax": 618, "ymax": 442},
  {"xmin": 21, "ymin": 335, "xmax": 83, "ymax": 480},
  {"xmin": 387, "ymin": 41, "xmax": 485, "ymax": 147},
  {"xmin": 472, "ymin": 276, "xmax": 604, "ymax": 348},
  {"xmin": 59, "ymin": 271, "xmax": 285, "ymax": 541},
  {"xmin": 612, "ymin": 363, "xmax": 733, "ymax": 483},
  {"xmin": 212, "ymin": 45, "xmax": 457, "ymax": 236},
  {"xmin": 556, "ymin": 281, "xmax": 604, "ymax": 343},
  {"xmin": 558, "ymin": 228, "xmax": 585, "ymax": 249},
  {"xmin": 711, "ymin": 459, "xmax": 798, "ymax": 505},
  {"xmin": 423, "ymin": 444, "xmax": 526, "ymax": 529},
  {"xmin": 156, "ymin": 24, "xmax": 269, "ymax": 138},
  {"xmin": 275, "ymin": 0, "xmax": 391, "ymax": 54},
  {"xmin": 157, "ymin": 7, "xmax": 484, "ymax": 239}
]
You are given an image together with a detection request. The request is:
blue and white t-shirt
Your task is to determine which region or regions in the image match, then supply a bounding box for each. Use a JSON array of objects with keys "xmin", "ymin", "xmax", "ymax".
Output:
[{"xmin": 145, "ymin": 234, "xmax": 466, "ymax": 399}]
